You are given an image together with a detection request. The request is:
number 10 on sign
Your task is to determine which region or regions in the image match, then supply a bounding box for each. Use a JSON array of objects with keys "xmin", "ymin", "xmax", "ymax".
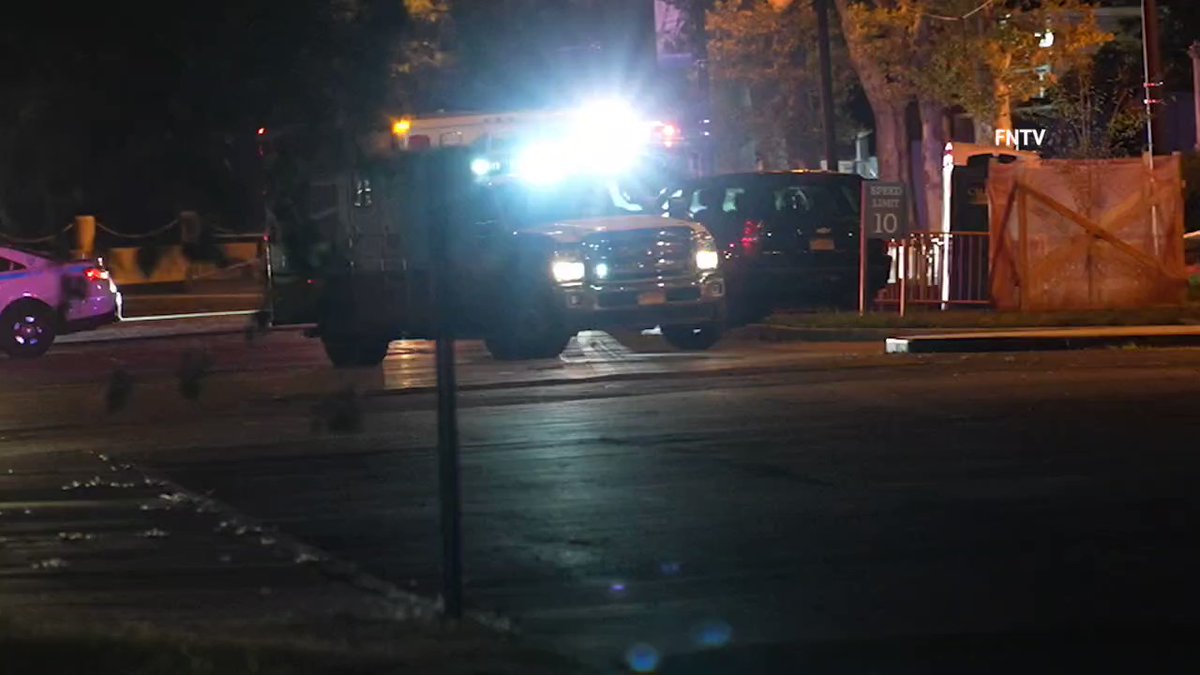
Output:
[
  {"xmin": 859, "ymin": 181, "xmax": 911, "ymax": 317},
  {"xmin": 873, "ymin": 212, "xmax": 900, "ymax": 236}
]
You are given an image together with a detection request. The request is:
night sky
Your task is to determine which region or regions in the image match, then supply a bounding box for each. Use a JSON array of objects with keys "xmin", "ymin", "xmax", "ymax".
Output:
[{"xmin": 0, "ymin": 0, "xmax": 1194, "ymax": 235}]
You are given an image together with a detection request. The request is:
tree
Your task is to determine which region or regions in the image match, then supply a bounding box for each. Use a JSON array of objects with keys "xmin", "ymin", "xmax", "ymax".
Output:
[
  {"xmin": 1031, "ymin": 39, "xmax": 1147, "ymax": 159},
  {"xmin": 706, "ymin": 0, "xmax": 857, "ymax": 170},
  {"xmin": 397, "ymin": 0, "xmax": 454, "ymax": 109},
  {"xmin": 1159, "ymin": 0, "xmax": 1200, "ymax": 91},
  {"xmin": 0, "ymin": 1, "xmax": 438, "ymax": 238},
  {"xmin": 832, "ymin": 0, "xmax": 917, "ymax": 187},
  {"xmin": 916, "ymin": 0, "xmax": 1110, "ymax": 138},
  {"xmin": 834, "ymin": 0, "xmax": 1110, "ymax": 231}
]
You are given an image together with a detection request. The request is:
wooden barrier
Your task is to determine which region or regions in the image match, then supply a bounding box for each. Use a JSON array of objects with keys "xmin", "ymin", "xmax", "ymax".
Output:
[{"xmin": 987, "ymin": 155, "xmax": 1187, "ymax": 311}]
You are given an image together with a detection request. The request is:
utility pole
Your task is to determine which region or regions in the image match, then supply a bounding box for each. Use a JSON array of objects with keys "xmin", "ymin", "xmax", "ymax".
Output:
[
  {"xmin": 815, "ymin": 0, "xmax": 838, "ymax": 170},
  {"xmin": 1141, "ymin": 0, "xmax": 1166, "ymax": 155},
  {"xmin": 1141, "ymin": 0, "xmax": 1165, "ymax": 256}
]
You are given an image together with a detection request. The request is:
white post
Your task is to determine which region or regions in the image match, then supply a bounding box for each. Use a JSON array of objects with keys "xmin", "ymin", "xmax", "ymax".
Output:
[{"xmin": 1146, "ymin": 151, "xmax": 1161, "ymax": 257}]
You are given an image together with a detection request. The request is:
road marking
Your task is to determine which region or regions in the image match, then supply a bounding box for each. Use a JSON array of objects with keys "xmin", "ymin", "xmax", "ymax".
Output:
[
  {"xmin": 123, "ymin": 293, "xmax": 262, "ymax": 300},
  {"xmin": 121, "ymin": 310, "xmax": 259, "ymax": 322}
]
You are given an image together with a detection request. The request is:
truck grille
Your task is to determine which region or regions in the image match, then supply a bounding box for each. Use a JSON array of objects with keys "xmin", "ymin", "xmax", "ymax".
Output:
[{"xmin": 584, "ymin": 227, "xmax": 694, "ymax": 283}]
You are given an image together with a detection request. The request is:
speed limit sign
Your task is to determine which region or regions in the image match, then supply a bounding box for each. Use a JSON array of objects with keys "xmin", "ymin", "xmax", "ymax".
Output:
[
  {"xmin": 862, "ymin": 182, "xmax": 909, "ymax": 239},
  {"xmin": 859, "ymin": 181, "xmax": 911, "ymax": 317}
]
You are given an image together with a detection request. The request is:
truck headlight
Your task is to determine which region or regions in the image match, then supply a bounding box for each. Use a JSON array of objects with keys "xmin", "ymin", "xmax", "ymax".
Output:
[
  {"xmin": 470, "ymin": 157, "xmax": 494, "ymax": 176},
  {"xmin": 695, "ymin": 249, "xmax": 719, "ymax": 271},
  {"xmin": 515, "ymin": 143, "xmax": 568, "ymax": 185},
  {"xmin": 551, "ymin": 260, "xmax": 586, "ymax": 283}
]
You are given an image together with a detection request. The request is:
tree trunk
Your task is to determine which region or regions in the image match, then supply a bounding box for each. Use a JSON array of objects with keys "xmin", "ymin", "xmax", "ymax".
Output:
[
  {"xmin": 994, "ymin": 83, "xmax": 1014, "ymax": 142},
  {"xmin": 734, "ymin": 83, "xmax": 755, "ymax": 171},
  {"xmin": 832, "ymin": 0, "xmax": 911, "ymax": 183},
  {"xmin": 972, "ymin": 118, "xmax": 991, "ymax": 145},
  {"xmin": 873, "ymin": 99, "xmax": 909, "ymax": 184},
  {"xmin": 970, "ymin": 7, "xmax": 993, "ymax": 145},
  {"xmin": 919, "ymin": 98, "xmax": 947, "ymax": 233}
]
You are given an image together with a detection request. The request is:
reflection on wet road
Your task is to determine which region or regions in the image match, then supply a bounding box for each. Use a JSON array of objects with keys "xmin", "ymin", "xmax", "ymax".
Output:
[{"xmin": 8, "ymin": 321, "xmax": 1200, "ymax": 671}]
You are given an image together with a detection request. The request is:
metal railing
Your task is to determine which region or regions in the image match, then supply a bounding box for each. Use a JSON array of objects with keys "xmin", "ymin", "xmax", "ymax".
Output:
[{"xmin": 875, "ymin": 231, "xmax": 991, "ymax": 309}]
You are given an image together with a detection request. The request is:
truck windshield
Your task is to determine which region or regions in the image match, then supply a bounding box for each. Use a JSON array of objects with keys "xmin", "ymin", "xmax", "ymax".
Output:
[
  {"xmin": 489, "ymin": 178, "xmax": 647, "ymax": 228},
  {"xmin": 691, "ymin": 175, "xmax": 861, "ymax": 223}
]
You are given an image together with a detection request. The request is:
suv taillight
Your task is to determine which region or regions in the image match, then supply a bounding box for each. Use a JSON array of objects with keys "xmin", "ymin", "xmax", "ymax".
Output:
[{"xmin": 741, "ymin": 220, "xmax": 765, "ymax": 256}]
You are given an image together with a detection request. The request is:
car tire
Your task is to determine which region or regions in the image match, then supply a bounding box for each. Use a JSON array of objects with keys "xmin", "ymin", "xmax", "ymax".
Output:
[
  {"xmin": 662, "ymin": 323, "xmax": 723, "ymax": 351},
  {"xmin": 484, "ymin": 287, "xmax": 572, "ymax": 361},
  {"xmin": 486, "ymin": 330, "xmax": 572, "ymax": 361},
  {"xmin": 1, "ymin": 300, "xmax": 58, "ymax": 359},
  {"xmin": 321, "ymin": 335, "xmax": 391, "ymax": 368}
]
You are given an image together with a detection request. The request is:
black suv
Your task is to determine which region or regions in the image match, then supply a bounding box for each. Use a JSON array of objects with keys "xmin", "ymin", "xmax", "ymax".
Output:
[{"xmin": 663, "ymin": 171, "xmax": 892, "ymax": 321}]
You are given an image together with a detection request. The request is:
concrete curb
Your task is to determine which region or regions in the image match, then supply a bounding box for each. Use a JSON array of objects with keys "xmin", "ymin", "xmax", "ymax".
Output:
[
  {"xmin": 885, "ymin": 326, "xmax": 1200, "ymax": 353},
  {"xmin": 746, "ymin": 322, "xmax": 1200, "ymax": 345},
  {"xmin": 59, "ymin": 329, "xmax": 245, "ymax": 346},
  {"xmin": 60, "ymin": 317, "xmax": 305, "ymax": 346},
  {"xmin": 740, "ymin": 324, "xmax": 885, "ymax": 342},
  {"xmin": 742, "ymin": 324, "xmax": 927, "ymax": 343}
]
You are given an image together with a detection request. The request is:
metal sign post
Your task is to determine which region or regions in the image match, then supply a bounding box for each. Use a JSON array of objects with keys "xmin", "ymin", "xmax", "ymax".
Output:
[
  {"xmin": 427, "ymin": 151, "xmax": 465, "ymax": 619},
  {"xmin": 859, "ymin": 187, "xmax": 868, "ymax": 316},
  {"xmin": 861, "ymin": 181, "xmax": 911, "ymax": 317}
]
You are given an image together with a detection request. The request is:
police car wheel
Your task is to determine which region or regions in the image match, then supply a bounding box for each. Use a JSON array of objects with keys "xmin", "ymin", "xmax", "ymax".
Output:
[{"xmin": 1, "ymin": 300, "xmax": 57, "ymax": 359}]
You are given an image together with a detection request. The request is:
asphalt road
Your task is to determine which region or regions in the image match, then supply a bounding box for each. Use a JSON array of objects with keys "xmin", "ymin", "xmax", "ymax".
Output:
[{"xmin": 5, "ymin": 324, "xmax": 1200, "ymax": 673}]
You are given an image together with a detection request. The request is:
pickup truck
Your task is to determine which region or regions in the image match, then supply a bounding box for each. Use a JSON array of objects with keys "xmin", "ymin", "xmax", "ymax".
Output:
[{"xmin": 266, "ymin": 149, "xmax": 726, "ymax": 366}]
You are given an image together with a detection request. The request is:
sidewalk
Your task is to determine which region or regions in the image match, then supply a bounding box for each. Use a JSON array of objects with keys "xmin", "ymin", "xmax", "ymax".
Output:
[
  {"xmin": 118, "ymin": 279, "xmax": 263, "ymax": 297},
  {"xmin": 0, "ymin": 447, "xmax": 588, "ymax": 674},
  {"xmin": 120, "ymin": 286, "xmax": 263, "ymax": 319}
]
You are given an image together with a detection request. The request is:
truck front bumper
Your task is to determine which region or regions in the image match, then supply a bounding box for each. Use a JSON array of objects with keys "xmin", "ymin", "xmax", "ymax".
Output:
[{"xmin": 557, "ymin": 275, "xmax": 727, "ymax": 331}]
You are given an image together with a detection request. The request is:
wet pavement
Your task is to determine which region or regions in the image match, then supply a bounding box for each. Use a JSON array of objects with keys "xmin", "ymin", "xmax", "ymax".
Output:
[
  {"xmin": 4, "ymin": 324, "xmax": 1200, "ymax": 672},
  {"xmin": 0, "ymin": 446, "xmax": 424, "ymax": 634}
]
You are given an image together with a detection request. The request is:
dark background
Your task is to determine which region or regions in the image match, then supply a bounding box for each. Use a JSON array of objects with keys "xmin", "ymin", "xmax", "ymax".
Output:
[
  {"xmin": 0, "ymin": 0, "xmax": 1194, "ymax": 238},
  {"xmin": 0, "ymin": 0, "xmax": 657, "ymax": 238}
]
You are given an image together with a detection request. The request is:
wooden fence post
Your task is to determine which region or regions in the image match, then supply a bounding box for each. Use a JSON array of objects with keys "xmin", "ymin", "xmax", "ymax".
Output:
[{"xmin": 74, "ymin": 215, "xmax": 96, "ymax": 259}]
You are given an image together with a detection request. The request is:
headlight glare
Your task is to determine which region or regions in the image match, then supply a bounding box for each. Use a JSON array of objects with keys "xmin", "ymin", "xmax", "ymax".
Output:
[
  {"xmin": 551, "ymin": 260, "xmax": 586, "ymax": 283},
  {"xmin": 470, "ymin": 157, "xmax": 493, "ymax": 176},
  {"xmin": 695, "ymin": 249, "xmax": 719, "ymax": 271}
]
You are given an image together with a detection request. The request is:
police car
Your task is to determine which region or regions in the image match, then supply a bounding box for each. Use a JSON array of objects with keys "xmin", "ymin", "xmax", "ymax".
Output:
[{"xmin": 0, "ymin": 245, "xmax": 121, "ymax": 358}]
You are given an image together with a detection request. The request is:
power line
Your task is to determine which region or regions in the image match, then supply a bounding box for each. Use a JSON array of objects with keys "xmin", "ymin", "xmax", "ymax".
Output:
[
  {"xmin": 921, "ymin": 0, "xmax": 996, "ymax": 22},
  {"xmin": 960, "ymin": 0, "xmax": 996, "ymax": 20}
]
